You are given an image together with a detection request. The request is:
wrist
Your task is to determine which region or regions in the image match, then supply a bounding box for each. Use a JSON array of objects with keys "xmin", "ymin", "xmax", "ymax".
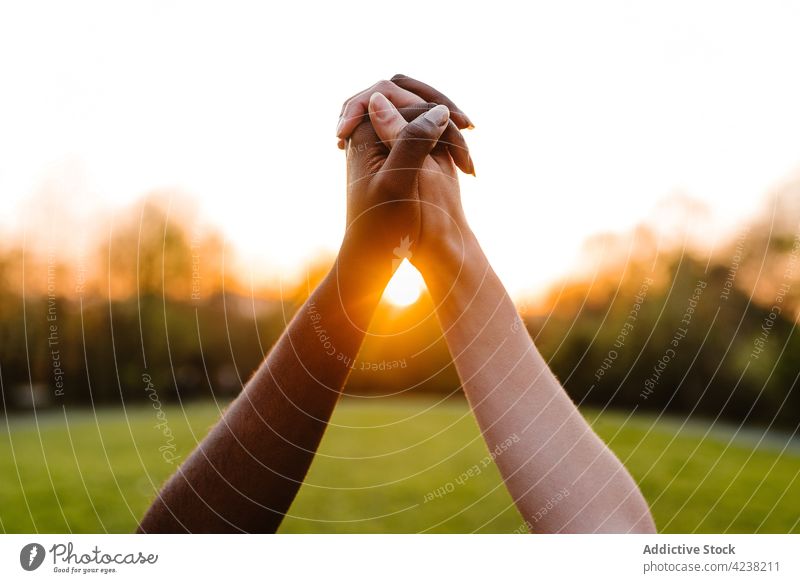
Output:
[
  {"xmin": 335, "ymin": 235, "xmax": 395, "ymax": 301},
  {"xmin": 415, "ymin": 228, "xmax": 485, "ymax": 294}
]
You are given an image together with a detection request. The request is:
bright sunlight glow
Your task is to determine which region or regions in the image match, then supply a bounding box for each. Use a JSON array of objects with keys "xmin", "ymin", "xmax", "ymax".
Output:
[{"xmin": 382, "ymin": 260, "xmax": 425, "ymax": 307}]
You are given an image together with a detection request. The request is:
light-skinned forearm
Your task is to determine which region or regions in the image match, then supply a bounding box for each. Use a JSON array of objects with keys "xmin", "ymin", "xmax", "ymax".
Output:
[{"xmin": 422, "ymin": 232, "xmax": 656, "ymax": 533}]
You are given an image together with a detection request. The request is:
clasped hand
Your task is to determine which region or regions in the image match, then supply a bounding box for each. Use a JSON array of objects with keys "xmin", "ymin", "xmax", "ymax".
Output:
[{"xmin": 336, "ymin": 75, "xmax": 476, "ymax": 286}]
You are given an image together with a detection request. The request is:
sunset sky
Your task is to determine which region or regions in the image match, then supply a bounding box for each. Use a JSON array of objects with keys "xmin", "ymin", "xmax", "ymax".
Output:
[{"xmin": 2, "ymin": 1, "xmax": 800, "ymax": 298}]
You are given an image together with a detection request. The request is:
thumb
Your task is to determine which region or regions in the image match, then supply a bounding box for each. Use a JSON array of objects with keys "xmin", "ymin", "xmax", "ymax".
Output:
[
  {"xmin": 374, "ymin": 101, "xmax": 450, "ymax": 198},
  {"xmin": 368, "ymin": 91, "xmax": 408, "ymax": 148}
]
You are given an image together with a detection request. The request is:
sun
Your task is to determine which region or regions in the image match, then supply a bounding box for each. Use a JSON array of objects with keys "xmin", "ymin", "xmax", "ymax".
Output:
[{"xmin": 382, "ymin": 259, "xmax": 425, "ymax": 307}]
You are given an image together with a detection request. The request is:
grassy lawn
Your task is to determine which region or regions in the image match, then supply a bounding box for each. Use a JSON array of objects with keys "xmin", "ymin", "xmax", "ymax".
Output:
[{"xmin": 1, "ymin": 396, "xmax": 798, "ymax": 533}]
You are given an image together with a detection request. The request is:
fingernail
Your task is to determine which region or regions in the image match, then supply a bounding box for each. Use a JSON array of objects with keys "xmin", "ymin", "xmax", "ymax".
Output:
[
  {"xmin": 369, "ymin": 92, "xmax": 392, "ymax": 121},
  {"xmin": 468, "ymin": 154, "xmax": 476, "ymax": 177},
  {"xmin": 465, "ymin": 115, "xmax": 475, "ymax": 130},
  {"xmin": 425, "ymin": 104, "xmax": 450, "ymax": 126},
  {"xmin": 336, "ymin": 117, "xmax": 344, "ymax": 137},
  {"xmin": 337, "ymin": 138, "xmax": 345, "ymax": 150}
]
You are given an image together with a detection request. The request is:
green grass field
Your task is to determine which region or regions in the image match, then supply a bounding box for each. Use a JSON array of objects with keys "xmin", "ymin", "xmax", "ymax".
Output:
[{"xmin": 1, "ymin": 397, "xmax": 798, "ymax": 533}]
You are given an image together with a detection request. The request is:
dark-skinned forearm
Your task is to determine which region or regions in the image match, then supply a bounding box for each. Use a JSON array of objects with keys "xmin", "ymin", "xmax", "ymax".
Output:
[{"xmin": 137, "ymin": 243, "xmax": 390, "ymax": 533}]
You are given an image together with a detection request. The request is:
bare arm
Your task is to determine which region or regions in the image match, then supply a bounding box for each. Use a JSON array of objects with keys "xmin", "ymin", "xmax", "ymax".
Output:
[
  {"xmin": 138, "ymin": 97, "xmax": 454, "ymax": 533},
  {"xmin": 137, "ymin": 245, "xmax": 391, "ymax": 532},
  {"xmin": 345, "ymin": 79, "xmax": 656, "ymax": 533},
  {"xmin": 424, "ymin": 235, "xmax": 656, "ymax": 533}
]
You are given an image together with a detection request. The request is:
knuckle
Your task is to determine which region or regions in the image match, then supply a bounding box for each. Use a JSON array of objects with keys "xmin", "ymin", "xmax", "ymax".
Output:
[
  {"xmin": 444, "ymin": 125, "xmax": 467, "ymax": 150},
  {"xmin": 401, "ymin": 121, "xmax": 433, "ymax": 143},
  {"xmin": 397, "ymin": 102, "xmax": 433, "ymax": 123},
  {"xmin": 396, "ymin": 126, "xmax": 438, "ymax": 156}
]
